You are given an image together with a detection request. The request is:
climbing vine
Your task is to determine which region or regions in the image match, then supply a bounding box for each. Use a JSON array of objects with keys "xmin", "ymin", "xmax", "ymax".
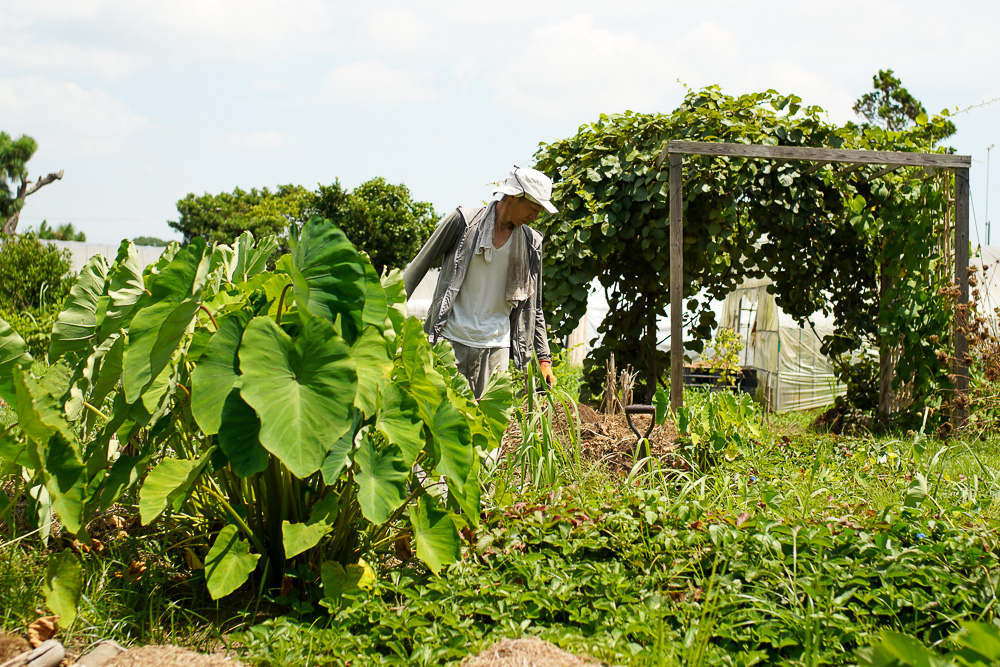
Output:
[{"xmin": 534, "ymin": 86, "xmax": 955, "ymax": 420}]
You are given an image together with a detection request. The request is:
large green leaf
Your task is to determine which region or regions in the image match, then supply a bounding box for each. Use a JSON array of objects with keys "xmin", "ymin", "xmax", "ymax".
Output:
[
  {"xmin": 97, "ymin": 239, "xmax": 146, "ymax": 339},
  {"xmin": 355, "ymin": 437, "xmax": 408, "ymax": 525},
  {"xmin": 321, "ymin": 560, "xmax": 374, "ymax": 603},
  {"xmin": 14, "ymin": 367, "xmax": 76, "ymax": 465},
  {"xmin": 40, "ymin": 432, "xmax": 86, "ymax": 534},
  {"xmin": 48, "ymin": 253, "xmax": 110, "ymax": 362},
  {"xmin": 205, "ymin": 524, "xmax": 260, "ymax": 600},
  {"xmin": 375, "ymin": 382, "xmax": 424, "ymax": 467},
  {"xmin": 121, "ymin": 300, "xmax": 200, "ymax": 404},
  {"xmin": 148, "ymin": 236, "xmax": 211, "ymax": 301},
  {"xmin": 233, "ymin": 231, "xmax": 278, "ymax": 283},
  {"xmin": 430, "ymin": 400, "xmax": 473, "ymax": 490},
  {"xmin": 290, "ymin": 216, "xmax": 366, "ymax": 333},
  {"xmin": 139, "ymin": 453, "xmax": 210, "ymax": 524},
  {"xmin": 96, "ymin": 454, "xmax": 151, "ymax": 512},
  {"xmin": 320, "ymin": 410, "xmax": 359, "ymax": 484},
  {"xmin": 281, "ymin": 494, "xmax": 339, "ymax": 558},
  {"xmin": 476, "ymin": 371, "xmax": 515, "ymax": 446},
  {"xmin": 218, "ymin": 390, "xmax": 268, "ymax": 477},
  {"xmin": 361, "ymin": 253, "xmax": 387, "ymax": 329},
  {"xmin": 65, "ymin": 333, "xmax": 121, "ymax": 422},
  {"xmin": 43, "ymin": 550, "xmax": 83, "ymax": 626},
  {"xmin": 239, "ymin": 316, "xmax": 357, "ymax": 478},
  {"xmin": 410, "ymin": 495, "xmax": 460, "ymax": 575},
  {"xmin": 446, "ymin": 461, "xmax": 481, "ymax": 531},
  {"xmin": 381, "ymin": 268, "xmax": 407, "ymax": 335},
  {"xmin": 191, "ymin": 312, "xmax": 249, "ymax": 435},
  {"xmin": 0, "ymin": 317, "xmax": 32, "ymax": 406},
  {"xmin": 352, "ymin": 326, "xmax": 391, "ymax": 415}
]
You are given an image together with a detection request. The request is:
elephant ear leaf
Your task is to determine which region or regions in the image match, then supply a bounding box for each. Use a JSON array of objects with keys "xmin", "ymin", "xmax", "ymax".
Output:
[
  {"xmin": 289, "ymin": 216, "xmax": 366, "ymax": 338},
  {"xmin": 205, "ymin": 524, "xmax": 260, "ymax": 600},
  {"xmin": 48, "ymin": 254, "xmax": 110, "ymax": 362},
  {"xmin": 238, "ymin": 315, "xmax": 357, "ymax": 478},
  {"xmin": 0, "ymin": 317, "xmax": 32, "ymax": 406}
]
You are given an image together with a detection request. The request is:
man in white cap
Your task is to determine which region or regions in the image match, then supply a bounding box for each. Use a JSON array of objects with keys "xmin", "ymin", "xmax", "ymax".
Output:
[{"xmin": 403, "ymin": 166, "xmax": 558, "ymax": 398}]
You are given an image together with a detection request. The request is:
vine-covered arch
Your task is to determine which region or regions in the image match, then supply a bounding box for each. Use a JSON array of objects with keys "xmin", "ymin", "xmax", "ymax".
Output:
[{"xmin": 658, "ymin": 140, "xmax": 971, "ymax": 420}]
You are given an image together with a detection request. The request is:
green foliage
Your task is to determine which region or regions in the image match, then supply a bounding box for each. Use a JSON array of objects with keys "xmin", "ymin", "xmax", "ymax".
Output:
[
  {"xmin": 858, "ymin": 623, "xmax": 1000, "ymax": 666},
  {"xmin": 658, "ymin": 387, "xmax": 761, "ymax": 469},
  {"xmin": 309, "ymin": 177, "xmax": 437, "ymax": 276},
  {"xmin": 169, "ymin": 184, "xmax": 313, "ymax": 251},
  {"xmin": 0, "ymin": 231, "xmax": 73, "ymax": 310},
  {"xmin": 0, "ymin": 220, "xmax": 512, "ymax": 614},
  {"xmin": 0, "ymin": 300, "xmax": 63, "ymax": 357},
  {"xmin": 534, "ymin": 85, "xmax": 956, "ymax": 418},
  {"xmin": 853, "ymin": 69, "xmax": 956, "ymax": 144},
  {"xmin": 0, "ymin": 132, "xmax": 37, "ymax": 222},
  {"xmin": 131, "ymin": 236, "xmax": 171, "ymax": 247},
  {"xmin": 36, "ymin": 220, "xmax": 86, "ymax": 242},
  {"xmin": 702, "ymin": 326, "xmax": 745, "ymax": 387}
]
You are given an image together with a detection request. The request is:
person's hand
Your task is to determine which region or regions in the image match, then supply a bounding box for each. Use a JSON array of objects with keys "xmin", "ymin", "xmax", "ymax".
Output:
[{"xmin": 539, "ymin": 360, "xmax": 556, "ymax": 388}]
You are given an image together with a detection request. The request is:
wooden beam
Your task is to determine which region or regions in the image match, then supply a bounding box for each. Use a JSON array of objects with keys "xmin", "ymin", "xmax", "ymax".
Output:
[
  {"xmin": 837, "ymin": 164, "xmax": 865, "ymax": 178},
  {"xmin": 661, "ymin": 140, "xmax": 971, "ymax": 169},
  {"xmin": 954, "ymin": 167, "xmax": 970, "ymax": 427},
  {"xmin": 669, "ymin": 153, "xmax": 684, "ymax": 412}
]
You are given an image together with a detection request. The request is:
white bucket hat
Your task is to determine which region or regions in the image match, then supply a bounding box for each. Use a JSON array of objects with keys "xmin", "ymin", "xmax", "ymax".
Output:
[{"xmin": 493, "ymin": 165, "xmax": 558, "ymax": 214}]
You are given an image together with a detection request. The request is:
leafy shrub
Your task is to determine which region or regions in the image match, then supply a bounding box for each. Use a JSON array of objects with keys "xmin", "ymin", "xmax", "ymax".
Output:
[
  {"xmin": 0, "ymin": 231, "xmax": 73, "ymax": 310},
  {"xmin": 0, "ymin": 300, "xmax": 62, "ymax": 357},
  {"xmin": 0, "ymin": 219, "xmax": 513, "ymax": 622}
]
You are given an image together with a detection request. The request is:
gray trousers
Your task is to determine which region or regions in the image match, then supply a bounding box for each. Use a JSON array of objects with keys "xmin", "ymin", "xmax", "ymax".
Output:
[{"xmin": 446, "ymin": 340, "xmax": 509, "ymax": 399}]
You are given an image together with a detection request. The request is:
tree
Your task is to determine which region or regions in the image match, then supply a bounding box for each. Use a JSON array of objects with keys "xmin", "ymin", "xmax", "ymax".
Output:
[
  {"xmin": 534, "ymin": 86, "xmax": 956, "ymax": 417},
  {"xmin": 169, "ymin": 184, "xmax": 313, "ymax": 251},
  {"xmin": 0, "ymin": 231, "xmax": 73, "ymax": 310},
  {"xmin": 131, "ymin": 236, "xmax": 171, "ymax": 247},
  {"xmin": 37, "ymin": 220, "xmax": 86, "ymax": 242},
  {"xmin": 309, "ymin": 177, "xmax": 437, "ymax": 276},
  {"xmin": 0, "ymin": 132, "xmax": 64, "ymax": 235},
  {"xmin": 853, "ymin": 69, "xmax": 956, "ymax": 144}
]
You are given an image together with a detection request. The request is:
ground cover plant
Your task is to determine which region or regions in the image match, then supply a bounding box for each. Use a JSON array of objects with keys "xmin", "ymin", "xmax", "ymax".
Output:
[{"xmin": 6, "ymin": 375, "xmax": 999, "ymax": 665}]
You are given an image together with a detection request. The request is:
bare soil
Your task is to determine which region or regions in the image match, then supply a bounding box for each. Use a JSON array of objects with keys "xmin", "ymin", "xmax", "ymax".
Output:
[
  {"xmin": 103, "ymin": 645, "xmax": 242, "ymax": 667},
  {"xmin": 502, "ymin": 401, "xmax": 682, "ymax": 474}
]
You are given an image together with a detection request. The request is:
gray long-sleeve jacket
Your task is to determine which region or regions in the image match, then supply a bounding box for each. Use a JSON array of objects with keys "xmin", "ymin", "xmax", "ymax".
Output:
[{"xmin": 403, "ymin": 203, "xmax": 552, "ymax": 369}]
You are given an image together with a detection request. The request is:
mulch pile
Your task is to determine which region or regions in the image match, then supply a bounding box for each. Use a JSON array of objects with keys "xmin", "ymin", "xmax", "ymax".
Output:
[
  {"xmin": 502, "ymin": 401, "xmax": 681, "ymax": 473},
  {"xmin": 462, "ymin": 638, "xmax": 610, "ymax": 666}
]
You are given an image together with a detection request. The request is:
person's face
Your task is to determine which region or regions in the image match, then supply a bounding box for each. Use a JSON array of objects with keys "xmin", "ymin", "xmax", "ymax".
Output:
[{"xmin": 509, "ymin": 196, "xmax": 543, "ymax": 226}]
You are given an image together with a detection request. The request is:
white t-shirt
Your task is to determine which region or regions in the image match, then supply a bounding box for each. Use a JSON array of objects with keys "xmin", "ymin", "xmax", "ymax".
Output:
[{"xmin": 442, "ymin": 234, "xmax": 513, "ymax": 348}]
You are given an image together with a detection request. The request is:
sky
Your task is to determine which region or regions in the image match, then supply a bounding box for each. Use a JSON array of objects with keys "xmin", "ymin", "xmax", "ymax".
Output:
[{"xmin": 3, "ymin": 0, "xmax": 999, "ymax": 247}]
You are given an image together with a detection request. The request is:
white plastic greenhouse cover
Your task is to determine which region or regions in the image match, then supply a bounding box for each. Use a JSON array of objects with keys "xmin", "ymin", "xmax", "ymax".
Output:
[{"xmin": 720, "ymin": 277, "xmax": 847, "ymax": 413}]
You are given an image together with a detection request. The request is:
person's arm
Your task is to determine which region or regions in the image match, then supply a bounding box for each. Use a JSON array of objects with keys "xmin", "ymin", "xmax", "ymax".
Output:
[{"xmin": 403, "ymin": 209, "xmax": 463, "ymax": 298}]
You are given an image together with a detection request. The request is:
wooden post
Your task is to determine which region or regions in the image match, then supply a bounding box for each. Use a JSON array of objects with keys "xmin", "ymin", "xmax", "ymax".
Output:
[
  {"xmin": 669, "ymin": 153, "xmax": 684, "ymax": 411},
  {"xmin": 954, "ymin": 167, "xmax": 970, "ymax": 426}
]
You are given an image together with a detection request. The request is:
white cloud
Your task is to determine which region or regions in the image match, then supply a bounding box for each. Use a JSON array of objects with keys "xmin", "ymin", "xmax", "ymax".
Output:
[
  {"xmin": 0, "ymin": 76, "xmax": 150, "ymax": 158},
  {"xmin": 223, "ymin": 130, "xmax": 288, "ymax": 150},
  {"xmin": 364, "ymin": 9, "xmax": 436, "ymax": 53},
  {"xmin": 493, "ymin": 15, "xmax": 678, "ymax": 119},
  {"xmin": 0, "ymin": 37, "xmax": 137, "ymax": 79},
  {"xmin": 325, "ymin": 61, "xmax": 438, "ymax": 104}
]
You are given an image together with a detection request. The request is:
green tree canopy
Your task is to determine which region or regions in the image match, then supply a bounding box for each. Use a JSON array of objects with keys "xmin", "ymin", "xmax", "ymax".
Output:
[
  {"xmin": 36, "ymin": 221, "xmax": 86, "ymax": 242},
  {"xmin": 170, "ymin": 178, "xmax": 437, "ymax": 277},
  {"xmin": 0, "ymin": 132, "xmax": 64, "ymax": 235},
  {"xmin": 853, "ymin": 69, "xmax": 956, "ymax": 145},
  {"xmin": 169, "ymin": 184, "xmax": 313, "ymax": 252},
  {"xmin": 131, "ymin": 236, "xmax": 171, "ymax": 247},
  {"xmin": 309, "ymin": 177, "xmax": 437, "ymax": 276},
  {"xmin": 0, "ymin": 231, "xmax": 73, "ymax": 310},
  {"xmin": 534, "ymin": 85, "xmax": 956, "ymax": 417}
]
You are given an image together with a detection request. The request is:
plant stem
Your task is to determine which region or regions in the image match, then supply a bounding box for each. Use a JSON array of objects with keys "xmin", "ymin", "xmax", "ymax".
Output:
[
  {"xmin": 203, "ymin": 485, "xmax": 266, "ymax": 555},
  {"xmin": 276, "ymin": 283, "xmax": 294, "ymax": 326},
  {"xmin": 198, "ymin": 304, "xmax": 219, "ymax": 331}
]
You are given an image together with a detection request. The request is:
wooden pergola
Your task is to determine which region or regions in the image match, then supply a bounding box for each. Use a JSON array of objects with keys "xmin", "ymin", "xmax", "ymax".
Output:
[{"xmin": 657, "ymin": 140, "xmax": 973, "ymax": 419}]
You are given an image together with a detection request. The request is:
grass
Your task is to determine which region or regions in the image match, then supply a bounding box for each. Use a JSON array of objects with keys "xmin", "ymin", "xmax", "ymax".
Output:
[{"xmin": 2, "ymin": 389, "xmax": 1000, "ymax": 665}]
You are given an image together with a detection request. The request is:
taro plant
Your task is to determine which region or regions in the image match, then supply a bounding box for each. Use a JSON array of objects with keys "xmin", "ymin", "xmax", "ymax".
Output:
[
  {"xmin": 655, "ymin": 387, "xmax": 761, "ymax": 470},
  {"xmin": 0, "ymin": 216, "xmax": 513, "ymax": 622}
]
